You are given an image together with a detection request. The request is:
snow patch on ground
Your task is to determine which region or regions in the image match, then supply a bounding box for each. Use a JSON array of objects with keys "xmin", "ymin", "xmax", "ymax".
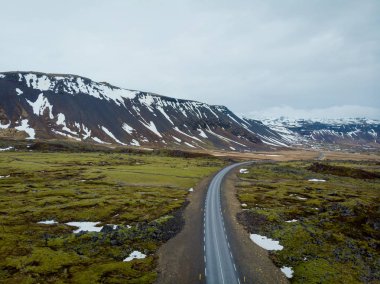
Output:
[
  {"xmin": 0, "ymin": 175, "xmax": 10, "ymax": 179},
  {"xmin": 240, "ymin": 168, "xmax": 249, "ymax": 174},
  {"xmin": 66, "ymin": 221, "xmax": 103, "ymax": 233},
  {"xmin": 188, "ymin": 188, "xmax": 194, "ymax": 192},
  {"xmin": 0, "ymin": 147, "xmax": 13, "ymax": 151},
  {"xmin": 250, "ymin": 234, "xmax": 284, "ymax": 250},
  {"xmin": 285, "ymin": 219, "xmax": 298, "ymax": 223},
  {"xmin": 38, "ymin": 220, "xmax": 58, "ymax": 225},
  {"xmin": 308, "ymin": 179, "xmax": 326, "ymax": 182},
  {"xmin": 229, "ymin": 146, "xmax": 236, "ymax": 151},
  {"xmin": 15, "ymin": 119, "xmax": 35, "ymax": 139},
  {"xmin": 281, "ymin": 266, "xmax": 294, "ymax": 278},
  {"xmin": 123, "ymin": 251, "xmax": 146, "ymax": 262}
]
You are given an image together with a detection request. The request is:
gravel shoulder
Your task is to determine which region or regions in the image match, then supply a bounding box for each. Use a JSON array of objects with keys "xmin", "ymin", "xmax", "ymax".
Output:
[
  {"xmin": 155, "ymin": 174, "xmax": 214, "ymax": 284},
  {"xmin": 221, "ymin": 168, "xmax": 289, "ymax": 284}
]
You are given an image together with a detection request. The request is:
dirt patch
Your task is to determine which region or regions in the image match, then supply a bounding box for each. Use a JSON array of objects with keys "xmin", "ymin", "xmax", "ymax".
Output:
[
  {"xmin": 221, "ymin": 168, "xmax": 289, "ymax": 284},
  {"xmin": 308, "ymin": 162, "xmax": 380, "ymax": 179},
  {"xmin": 155, "ymin": 174, "xmax": 215, "ymax": 284}
]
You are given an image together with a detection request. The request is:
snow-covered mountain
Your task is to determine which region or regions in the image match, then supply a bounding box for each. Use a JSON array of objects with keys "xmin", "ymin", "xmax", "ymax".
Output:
[
  {"xmin": 0, "ymin": 71, "xmax": 288, "ymax": 151},
  {"xmin": 257, "ymin": 117, "xmax": 380, "ymax": 149}
]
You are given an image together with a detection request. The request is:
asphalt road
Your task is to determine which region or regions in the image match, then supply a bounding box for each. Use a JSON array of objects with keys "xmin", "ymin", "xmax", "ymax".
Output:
[{"xmin": 204, "ymin": 162, "xmax": 249, "ymax": 284}]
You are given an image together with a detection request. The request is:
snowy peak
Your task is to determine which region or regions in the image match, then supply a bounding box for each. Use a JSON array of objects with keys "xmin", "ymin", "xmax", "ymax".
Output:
[
  {"xmin": 258, "ymin": 117, "xmax": 380, "ymax": 149},
  {"xmin": 0, "ymin": 71, "xmax": 277, "ymax": 150}
]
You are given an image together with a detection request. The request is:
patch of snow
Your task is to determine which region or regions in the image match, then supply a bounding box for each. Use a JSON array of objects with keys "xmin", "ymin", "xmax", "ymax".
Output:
[
  {"xmin": 15, "ymin": 88, "xmax": 23, "ymax": 95},
  {"xmin": 240, "ymin": 168, "xmax": 249, "ymax": 174},
  {"xmin": 122, "ymin": 123, "xmax": 134, "ymax": 134},
  {"xmin": 0, "ymin": 74, "xmax": 5, "ymax": 78},
  {"xmin": 172, "ymin": 136, "xmax": 182, "ymax": 143},
  {"xmin": 308, "ymin": 179, "xmax": 326, "ymax": 182},
  {"xmin": 198, "ymin": 129, "xmax": 208, "ymax": 138},
  {"xmin": 101, "ymin": 126, "xmax": 126, "ymax": 145},
  {"xmin": 24, "ymin": 74, "xmax": 52, "ymax": 91},
  {"xmin": 281, "ymin": 266, "xmax": 294, "ymax": 278},
  {"xmin": 123, "ymin": 250, "xmax": 146, "ymax": 262},
  {"xmin": 0, "ymin": 121, "xmax": 10, "ymax": 129},
  {"xmin": 206, "ymin": 128, "xmax": 246, "ymax": 147},
  {"xmin": 174, "ymin": 127, "xmax": 202, "ymax": 142},
  {"xmin": 141, "ymin": 121, "xmax": 162, "ymax": 137},
  {"xmin": 38, "ymin": 220, "xmax": 58, "ymax": 225},
  {"xmin": 0, "ymin": 175, "xmax": 10, "ymax": 179},
  {"xmin": 92, "ymin": 137, "xmax": 110, "ymax": 144},
  {"xmin": 82, "ymin": 124, "xmax": 91, "ymax": 139},
  {"xmin": 296, "ymin": 196, "xmax": 308, "ymax": 200},
  {"xmin": 26, "ymin": 93, "xmax": 54, "ymax": 119},
  {"xmin": 184, "ymin": 142, "xmax": 196, "ymax": 148},
  {"xmin": 66, "ymin": 221, "xmax": 103, "ymax": 233},
  {"xmin": 250, "ymin": 234, "xmax": 283, "ymax": 251},
  {"xmin": 55, "ymin": 113, "xmax": 78, "ymax": 135},
  {"xmin": 285, "ymin": 219, "xmax": 298, "ymax": 223},
  {"xmin": 15, "ymin": 119, "xmax": 35, "ymax": 139},
  {"xmin": 0, "ymin": 147, "xmax": 13, "ymax": 151},
  {"xmin": 188, "ymin": 188, "xmax": 194, "ymax": 192},
  {"xmin": 130, "ymin": 139, "xmax": 140, "ymax": 146},
  {"xmin": 157, "ymin": 106, "xmax": 174, "ymax": 125},
  {"xmin": 229, "ymin": 146, "xmax": 236, "ymax": 151},
  {"xmin": 241, "ymin": 203, "xmax": 248, "ymax": 207}
]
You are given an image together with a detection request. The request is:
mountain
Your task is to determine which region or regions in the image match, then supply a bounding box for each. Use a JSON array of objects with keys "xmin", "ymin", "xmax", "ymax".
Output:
[
  {"xmin": 0, "ymin": 71, "xmax": 287, "ymax": 151},
  {"xmin": 256, "ymin": 117, "xmax": 380, "ymax": 150}
]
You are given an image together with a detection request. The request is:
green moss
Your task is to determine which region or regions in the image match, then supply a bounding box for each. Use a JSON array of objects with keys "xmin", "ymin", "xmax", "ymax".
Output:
[
  {"xmin": 236, "ymin": 161, "xmax": 380, "ymax": 283},
  {"xmin": 0, "ymin": 151, "xmax": 226, "ymax": 283}
]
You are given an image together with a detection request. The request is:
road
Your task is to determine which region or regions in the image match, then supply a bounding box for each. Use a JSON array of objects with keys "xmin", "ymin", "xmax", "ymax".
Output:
[{"xmin": 204, "ymin": 162, "xmax": 250, "ymax": 284}]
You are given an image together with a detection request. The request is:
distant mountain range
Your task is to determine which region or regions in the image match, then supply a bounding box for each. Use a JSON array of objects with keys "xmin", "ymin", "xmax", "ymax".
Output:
[
  {"xmin": 0, "ymin": 71, "xmax": 378, "ymax": 151},
  {"xmin": 257, "ymin": 117, "xmax": 379, "ymax": 150}
]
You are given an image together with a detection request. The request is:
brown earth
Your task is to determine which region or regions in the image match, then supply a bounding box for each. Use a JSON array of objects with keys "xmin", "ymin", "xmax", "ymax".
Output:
[{"xmin": 155, "ymin": 173, "xmax": 212, "ymax": 284}]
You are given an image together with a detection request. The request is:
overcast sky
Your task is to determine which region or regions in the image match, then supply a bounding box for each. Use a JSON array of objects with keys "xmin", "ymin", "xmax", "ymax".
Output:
[{"xmin": 1, "ymin": 0, "xmax": 379, "ymax": 119}]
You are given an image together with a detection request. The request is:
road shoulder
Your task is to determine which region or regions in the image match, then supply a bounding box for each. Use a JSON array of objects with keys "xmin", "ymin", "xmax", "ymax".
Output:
[{"xmin": 155, "ymin": 174, "xmax": 214, "ymax": 284}]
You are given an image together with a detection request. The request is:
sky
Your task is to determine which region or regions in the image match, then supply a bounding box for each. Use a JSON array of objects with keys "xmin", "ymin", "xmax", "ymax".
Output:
[{"xmin": 0, "ymin": 0, "xmax": 379, "ymax": 119}]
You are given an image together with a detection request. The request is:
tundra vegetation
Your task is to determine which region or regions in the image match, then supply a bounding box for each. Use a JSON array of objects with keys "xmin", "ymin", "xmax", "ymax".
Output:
[
  {"xmin": 0, "ymin": 143, "xmax": 225, "ymax": 283},
  {"xmin": 237, "ymin": 160, "xmax": 380, "ymax": 283}
]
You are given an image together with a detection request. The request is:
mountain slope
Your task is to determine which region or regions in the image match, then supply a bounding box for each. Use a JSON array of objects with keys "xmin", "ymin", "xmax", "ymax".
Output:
[
  {"xmin": 258, "ymin": 117, "xmax": 380, "ymax": 150},
  {"xmin": 0, "ymin": 71, "xmax": 286, "ymax": 151}
]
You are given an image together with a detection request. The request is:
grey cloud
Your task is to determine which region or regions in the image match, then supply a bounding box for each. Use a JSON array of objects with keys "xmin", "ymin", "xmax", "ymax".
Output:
[{"xmin": 0, "ymin": 0, "xmax": 379, "ymax": 118}]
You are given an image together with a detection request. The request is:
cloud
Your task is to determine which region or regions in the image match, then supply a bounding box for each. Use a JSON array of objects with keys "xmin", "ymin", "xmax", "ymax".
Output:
[{"xmin": 0, "ymin": 0, "xmax": 379, "ymax": 118}]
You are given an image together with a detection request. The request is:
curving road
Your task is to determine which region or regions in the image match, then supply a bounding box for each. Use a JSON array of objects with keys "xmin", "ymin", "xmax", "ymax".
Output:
[{"xmin": 204, "ymin": 162, "xmax": 250, "ymax": 284}]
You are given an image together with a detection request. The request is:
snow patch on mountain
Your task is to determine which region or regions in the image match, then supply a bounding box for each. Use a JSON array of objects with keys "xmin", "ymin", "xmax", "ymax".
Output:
[
  {"xmin": 101, "ymin": 126, "xmax": 126, "ymax": 145},
  {"xmin": 15, "ymin": 119, "xmax": 35, "ymax": 139},
  {"xmin": 122, "ymin": 123, "xmax": 134, "ymax": 134},
  {"xmin": 26, "ymin": 93, "xmax": 54, "ymax": 119},
  {"xmin": 141, "ymin": 121, "xmax": 162, "ymax": 138}
]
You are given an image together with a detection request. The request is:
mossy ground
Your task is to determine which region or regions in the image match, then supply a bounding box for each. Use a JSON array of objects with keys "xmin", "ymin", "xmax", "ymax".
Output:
[
  {"xmin": 236, "ymin": 160, "xmax": 380, "ymax": 283},
  {"xmin": 0, "ymin": 150, "xmax": 225, "ymax": 283}
]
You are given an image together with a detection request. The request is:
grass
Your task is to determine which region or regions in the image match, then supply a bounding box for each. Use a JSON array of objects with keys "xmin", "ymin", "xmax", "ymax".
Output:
[
  {"xmin": 236, "ymin": 160, "xmax": 380, "ymax": 283},
  {"xmin": 0, "ymin": 150, "xmax": 226, "ymax": 283}
]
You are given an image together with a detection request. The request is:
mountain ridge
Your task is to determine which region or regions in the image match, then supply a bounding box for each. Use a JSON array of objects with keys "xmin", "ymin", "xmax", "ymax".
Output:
[{"xmin": 0, "ymin": 71, "xmax": 283, "ymax": 151}]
